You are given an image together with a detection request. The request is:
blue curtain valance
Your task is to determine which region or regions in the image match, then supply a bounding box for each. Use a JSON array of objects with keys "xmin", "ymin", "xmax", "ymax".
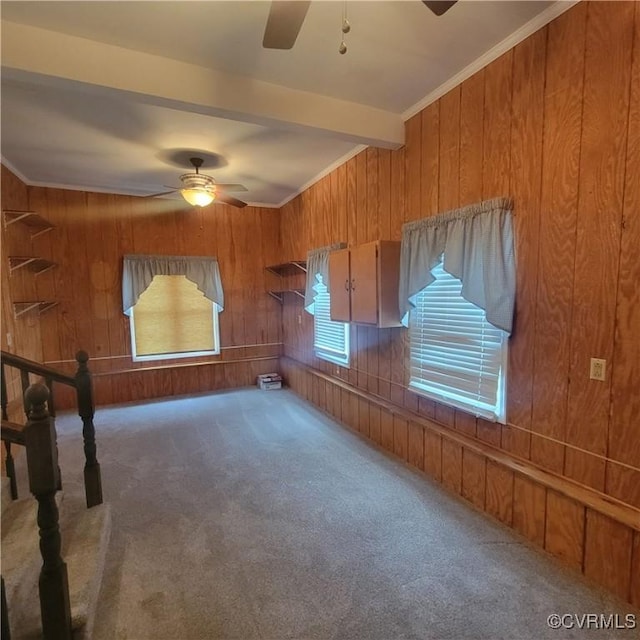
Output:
[
  {"xmin": 399, "ymin": 197, "xmax": 515, "ymax": 334},
  {"xmin": 304, "ymin": 243, "xmax": 347, "ymax": 314},
  {"xmin": 122, "ymin": 254, "xmax": 224, "ymax": 316}
]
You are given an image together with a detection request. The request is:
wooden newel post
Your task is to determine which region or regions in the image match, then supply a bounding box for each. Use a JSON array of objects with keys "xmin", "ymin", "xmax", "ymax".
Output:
[
  {"xmin": 24, "ymin": 383, "xmax": 72, "ymax": 640},
  {"xmin": 1, "ymin": 366, "xmax": 18, "ymax": 500},
  {"xmin": 74, "ymin": 350, "xmax": 103, "ymax": 508}
]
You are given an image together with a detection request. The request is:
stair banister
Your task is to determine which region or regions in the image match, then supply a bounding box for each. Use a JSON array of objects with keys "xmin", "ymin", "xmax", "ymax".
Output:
[
  {"xmin": 1, "ymin": 350, "xmax": 103, "ymax": 508},
  {"xmin": 24, "ymin": 383, "xmax": 73, "ymax": 640},
  {"xmin": 74, "ymin": 351, "xmax": 102, "ymax": 508},
  {"xmin": 1, "ymin": 365, "xmax": 18, "ymax": 500}
]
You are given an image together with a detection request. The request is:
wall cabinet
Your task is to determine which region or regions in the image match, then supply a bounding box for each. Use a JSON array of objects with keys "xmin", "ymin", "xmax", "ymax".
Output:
[{"xmin": 328, "ymin": 240, "xmax": 402, "ymax": 328}]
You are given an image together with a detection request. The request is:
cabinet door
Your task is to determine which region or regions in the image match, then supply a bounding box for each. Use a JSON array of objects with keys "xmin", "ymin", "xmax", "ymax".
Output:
[
  {"xmin": 328, "ymin": 249, "xmax": 351, "ymax": 322},
  {"xmin": 377, "ymin": 241, "xmax": 402, "ymax": 327},
  {"xmin": 350, "ymin": 242, "xmax": 378, "ymax": 324}
]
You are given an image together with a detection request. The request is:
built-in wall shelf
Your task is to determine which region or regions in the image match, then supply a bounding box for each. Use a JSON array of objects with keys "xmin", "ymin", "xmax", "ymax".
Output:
[
  {"xmin": 13, "ymin": 301, "xmax": 59, "ymax": 318},
  {"xmin": 5, "ymin": 210, "xmax": 59, "ymax": 316},
  {"xmin": 265, "ymin": 261, "xmax": 307, "ymax": 304},
  {"xmin": 9, "ymin": 256, "xmax": 57, "ymax": 275},
  {"xmin": 265, "ymin": 261, "xmax": 307, "ymax": 276},
  {"xmin": 267, "ymin": 289, "xmax": 305, "ymax": 304},
  {"xmin": 3, "ymin": 210, "xmax": 55, "ymax": 238}
]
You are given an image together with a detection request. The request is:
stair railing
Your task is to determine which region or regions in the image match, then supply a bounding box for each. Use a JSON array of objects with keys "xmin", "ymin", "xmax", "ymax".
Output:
[
  {"xmin": 1, "ymin": 350, "xmax": 103, "ymax": 508},
  {"xmin": 1, "ymin": 351, "xmax": 103, "ymax": 640},
  {"xmin": 24, "ymin": 383, "xmax": 73, "ymax": 640}
]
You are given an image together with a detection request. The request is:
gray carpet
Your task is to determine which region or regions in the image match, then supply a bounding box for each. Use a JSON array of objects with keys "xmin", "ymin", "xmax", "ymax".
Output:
[{"xmin": 46, "ymin": 387, "xmax": 637, "ymax": 640}]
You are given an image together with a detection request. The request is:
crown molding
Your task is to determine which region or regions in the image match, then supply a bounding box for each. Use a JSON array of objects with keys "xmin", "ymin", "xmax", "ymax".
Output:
[
  {"xmin": 402, "ymin": 0, "xmax": 580, "ymax": 122},
  {"xmin": 275, "ymin": 144, "xmax": 367, "ymax": 209}
]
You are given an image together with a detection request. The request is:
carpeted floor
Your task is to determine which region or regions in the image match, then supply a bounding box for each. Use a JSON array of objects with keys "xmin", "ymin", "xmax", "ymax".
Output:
[{"xmin": 48, "ymin": 387, "xmax": 637, "ymax": 640}]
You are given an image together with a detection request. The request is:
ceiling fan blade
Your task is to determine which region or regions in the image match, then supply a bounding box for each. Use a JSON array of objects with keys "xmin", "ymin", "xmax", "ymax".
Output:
[
  {"xmin": 144, "ymin": 189, "xmax": 178, "ymax": 198},
  {"xmin": 263, "ymin": 0, "xmax": 311, "ymax": 50},
  {"xmin": 422, "ymin": 0, "xmax": 457, "ymax": 16},
  {"xmin": 216, "ymin": 193, "xmax": 247, "ymax": 208},
  {"xmin": 215, "ymin": 183, "xmax": 248, "ymax": 192}
]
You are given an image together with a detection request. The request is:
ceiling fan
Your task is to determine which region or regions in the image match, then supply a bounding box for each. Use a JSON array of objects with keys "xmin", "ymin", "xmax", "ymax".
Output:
[
  {"xmin": 147, "ymin": 157, "xmax": 248, "ymax": 208},
  {"xmin": 263, "ymin": 0, "xmax": 458, "ymax": 50}
]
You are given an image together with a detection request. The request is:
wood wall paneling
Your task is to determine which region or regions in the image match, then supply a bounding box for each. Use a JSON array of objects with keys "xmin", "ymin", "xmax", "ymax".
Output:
[
  {"xmin": 504, "ymin": 27, "xmax": 546, "ymax": 459},
  {"xmin": 405, "ymin": 114, "xmax": 422, "ymax": 223},
  {"xmin": 3, "ymin": 0, "xmax": 639, "ymax": 609},
  {"xmin": 358, "ymin": 397, "xmax": 370, "ymax": 437},
  {"xmin": 530, "ymin": 2, "xmax": 587, "ymax": 476},
  {"xmin": 544, "ymin": 490, "xmax": 585, "ymax": 569},
  {"xmin": 459, "ymin": 70, "xmax": 485, "ymax": 207},
  {"xmin": 485, "ymin": 461, "xmax": 514, "ymax": 526},
  {"xmin": 380, "ymin": 409, "xmax": 394, "ymax": 453},
  {"xmin": 462, "ymin": 448, "xmax": 486, "ymax": 510},
  {"xmin": 420, "ymin": 102, "xmax": 440, "ymax": 219},
  {"xmin": 378, "ymin": 149, "xmax": 392, "ymax": 241},
  {"xmin": 607, "ymin": 0, "xmax": 640, "ymax": 509},
  {"xmin": 438, "ymin": 87, "xmax": 460, "ymax": 212},
  {"xmin": 441, "ymin": 440, "xmax": 462, "ymax": 495},
  {"xmin": 583, "ymin": 510, "xmax": 633, "ymax": 601},
  {"xmin": 423, "ymin": 430, "xmax": 443, "ymax": 482},
  {"xmin": 512, "ymin": 475, "xmax": 546, "ymax": 546},
  {"xmin": 392, "ymin": 415, "xmax": 408, "ymax": 461},
  {"xmin": 369, "ymin": 404, "xmax": 381, "ymax": 446},
  {"xmin": 11, "ymin": 177, "xmax": 285, "ymax": 408},
  {"xmin": 564, "ymin": 0, "xmax": 634, "ymax": 492},
  {"xmin": 407, "ymin": 421, "xmax": 424, "ymax": 471}
]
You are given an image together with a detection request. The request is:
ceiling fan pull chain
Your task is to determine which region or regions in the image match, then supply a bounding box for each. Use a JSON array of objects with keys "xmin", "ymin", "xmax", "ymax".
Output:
[{"xmin": 339, "ymin": 0, "xmax": 350, "ymax": 55}]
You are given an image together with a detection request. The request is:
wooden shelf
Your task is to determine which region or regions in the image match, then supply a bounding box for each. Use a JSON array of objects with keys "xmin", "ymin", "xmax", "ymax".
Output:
[
  {"xmin": 9, "ymin": 256, "xmax": 57, "ymax": 275},
  {"xmin": 3, "ymin": 210, "xmax": 55, "ymax": 238},
  {"xmin": 267, "ymin": 289, "xmax": 305, "ymax": 304},
  {"xmin": 265, "ymin": 261, "xmax": 307, "ymax": 276},
  {"xmin": 265, "ymin": 261, "xmax": 307, "ymax": 304},
  {"xmin": 13, "ymin": 301, "xmax": 59, "ymax": 318}
]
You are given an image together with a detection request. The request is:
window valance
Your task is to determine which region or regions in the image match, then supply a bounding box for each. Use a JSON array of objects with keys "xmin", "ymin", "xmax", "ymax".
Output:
[
  {"xmin": 399, "ymin": 197, "xmax": 515, "ymax": 334},
  {"xmin": 304, "ymin": 243, "xmax": 347, "ymax": 315},
  {"xmin": 122, "ymin": 254, "xmax": 224, "ymax": 316}
]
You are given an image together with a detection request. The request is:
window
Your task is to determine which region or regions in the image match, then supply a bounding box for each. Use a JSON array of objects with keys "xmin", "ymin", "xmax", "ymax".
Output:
[
  {"xmin": 313, "ymin": 274, "xmax": 350, "ymax": 367},
  {"xmin": 130, "ymin": 275, "xmax": 220, "ymax": 361},
  {"xmin": 408, "ymin": 260, "xmax": 507, "ymax": 423}
]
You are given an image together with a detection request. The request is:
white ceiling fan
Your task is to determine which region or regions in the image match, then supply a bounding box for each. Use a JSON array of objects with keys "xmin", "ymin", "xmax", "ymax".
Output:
[{"xmin": 262, "ymin": 0, "xmax": 458, "ymax": 50}]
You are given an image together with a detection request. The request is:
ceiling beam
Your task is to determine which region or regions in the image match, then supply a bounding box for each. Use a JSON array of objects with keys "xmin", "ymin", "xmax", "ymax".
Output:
[{"xmin": 1, "ymin": 21, "xmax": 404, "ymax": 149}]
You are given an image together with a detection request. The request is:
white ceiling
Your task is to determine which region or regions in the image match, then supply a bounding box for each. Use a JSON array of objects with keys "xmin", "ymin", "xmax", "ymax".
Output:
[{"xmin": 1, "ymin": 0, "xmax": 567, "ymax": 208}]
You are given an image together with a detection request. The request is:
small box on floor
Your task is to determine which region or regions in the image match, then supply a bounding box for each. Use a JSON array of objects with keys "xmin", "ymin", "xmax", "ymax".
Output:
[{"xmin": 257, "ymin": 373, "xmax": 282, "ymax": 390}]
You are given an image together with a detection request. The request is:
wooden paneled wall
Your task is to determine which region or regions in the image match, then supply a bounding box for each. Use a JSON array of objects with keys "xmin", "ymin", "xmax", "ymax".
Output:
[
  {"xmin": 1, "ymin": 166, "xmax": 46, "ymax": 420},
  {"xmin": 2, "ymin": 169, "xmax": 282, "ymax": 409},
  {"xmin": 1, "ymin": 0, "xmax": 638, "ymax": 606},
  {"xmin": 279, "ymin": 1, "xmax": 640, "ymax": 602},
  {"xmin": 281, "ymin": 358, "xmax": 640, "ymax": 607}
]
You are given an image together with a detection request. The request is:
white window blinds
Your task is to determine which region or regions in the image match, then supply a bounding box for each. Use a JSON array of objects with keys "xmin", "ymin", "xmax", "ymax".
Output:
[
  {"xmin": 313, "ymin": 274, "xmax": 349, "ymax": 366},
  {"xmin": 408, "ymin": 261, "xmax": 507, "ymax": 422}
]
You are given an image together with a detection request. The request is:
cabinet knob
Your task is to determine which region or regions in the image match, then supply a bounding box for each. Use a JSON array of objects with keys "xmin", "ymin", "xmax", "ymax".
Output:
[
  {"xmin": 345, "ymin": 279, "xmax": 350, "ymax": 291},
  {"xmin": 350, "ymin": 279, "xmax": 356, "ymax": 291}
]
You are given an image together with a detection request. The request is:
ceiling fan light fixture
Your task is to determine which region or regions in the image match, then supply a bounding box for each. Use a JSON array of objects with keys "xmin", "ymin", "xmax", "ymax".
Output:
[{"xmin": 181, "ymin": 188, "xmax": 216, "ymax": 207}]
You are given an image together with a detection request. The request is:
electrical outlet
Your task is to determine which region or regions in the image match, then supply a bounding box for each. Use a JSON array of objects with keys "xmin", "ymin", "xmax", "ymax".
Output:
[
  {"xmin": 590, "ymin": 358, "xmax": 606, "ymax": 381},
  {"xmin": 335, "ymin": 366, "xmax": 340, "ymax": 375},
  {"xmin": 6, "ymin": 332, "xmax": 12, "ymax": 347},
  {"xmin": 297, "ymin": 314, "xmax": 302, "ymax": 325}
]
